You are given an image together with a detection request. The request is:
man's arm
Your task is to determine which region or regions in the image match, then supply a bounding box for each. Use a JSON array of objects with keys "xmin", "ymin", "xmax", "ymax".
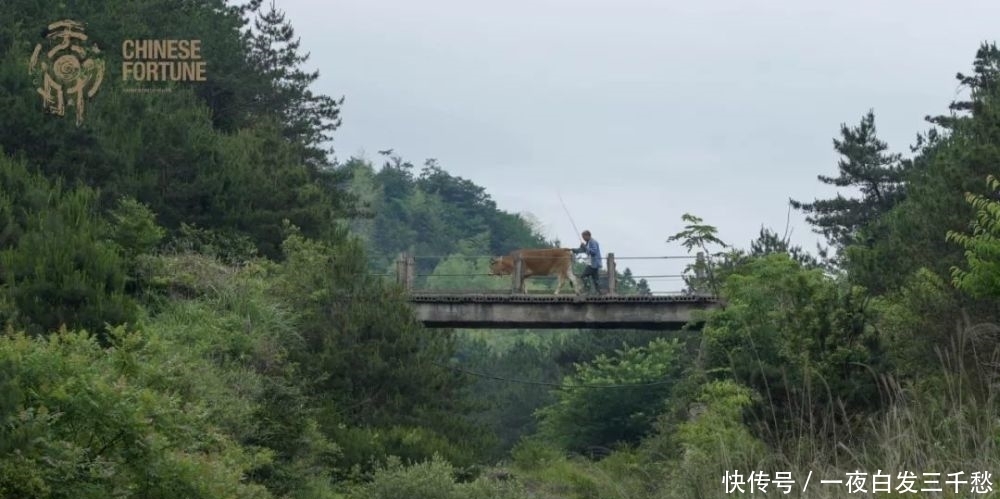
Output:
[{"xmin": 572, "ymin": 242, "xmax": 586, "ymax": 254}]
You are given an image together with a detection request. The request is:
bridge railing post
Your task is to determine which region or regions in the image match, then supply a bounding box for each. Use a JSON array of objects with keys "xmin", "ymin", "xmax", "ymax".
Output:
[
  {"xmin": 512, "ymin": 253, "xmax": 524, "ymax": 294},
  {"xmin": 405, "ymin": 254, "xmax": 415, "ymax": 291},
  {"xmin": 694, "ymin": 251, "xmax": 706, "ymax": 294},
  {"xmin": 397, "ymin": 252, "xmax": 414, "ymax": 291},
  {"xmin": 396, "ymin": 253, "xmax": 405, "ymax": 287},
  {"xmin": 607, "ymin": 253, "xmax": 616, "ymax": 296}
]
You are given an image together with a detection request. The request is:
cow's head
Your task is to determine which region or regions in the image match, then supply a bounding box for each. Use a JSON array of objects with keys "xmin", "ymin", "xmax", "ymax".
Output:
[{"xmin": 489, "ymin": 256, "xmax": 512, "ymax": 275}]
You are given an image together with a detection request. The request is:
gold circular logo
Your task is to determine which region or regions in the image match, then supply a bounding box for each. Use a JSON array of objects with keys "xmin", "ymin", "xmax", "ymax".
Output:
[{"xmin": 28, "ymin": 20, "xmax": 105, "ymax": 126}]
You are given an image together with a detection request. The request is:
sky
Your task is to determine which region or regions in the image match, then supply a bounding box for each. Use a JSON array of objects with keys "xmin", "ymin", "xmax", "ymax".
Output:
[{"xmin": 272, "ymin": 0, "xmax": 1000, "ymax": 292}]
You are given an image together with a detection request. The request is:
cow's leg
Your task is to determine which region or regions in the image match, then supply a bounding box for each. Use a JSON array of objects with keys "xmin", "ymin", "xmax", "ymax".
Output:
[
  {"xmin": 570, "ymin": 270, "xmax": 582, "ymax": 295},
  {"xmin": 554, "ymin": 271, "xmax": 564, "ymax": 295}
]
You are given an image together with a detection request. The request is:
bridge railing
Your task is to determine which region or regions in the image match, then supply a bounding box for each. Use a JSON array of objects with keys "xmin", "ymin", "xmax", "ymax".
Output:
[{"xmin": 388, "ymin": 252, "xmax": 703, "ymax": 296}]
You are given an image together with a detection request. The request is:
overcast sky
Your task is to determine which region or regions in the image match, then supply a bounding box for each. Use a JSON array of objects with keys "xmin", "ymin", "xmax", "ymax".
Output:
[{"xmin": 273, "ymin": 0, "xmax": 999, "ymax": 291}]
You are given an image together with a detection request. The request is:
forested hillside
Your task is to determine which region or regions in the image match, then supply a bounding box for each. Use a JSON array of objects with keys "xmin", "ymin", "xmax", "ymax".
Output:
[
  {"xmin": 3, "ymin": 1, "xmax": 1000, "ymax": 497},
  {"xmin": 341, "ymin": 151, "xmax": 652, "ymax": 294}
]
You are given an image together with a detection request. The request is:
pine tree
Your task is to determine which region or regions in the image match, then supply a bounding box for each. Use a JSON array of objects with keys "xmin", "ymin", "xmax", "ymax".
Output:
[
  {"xmin": 790, "ymin": 110, "xmax": 908, "ymax": 252},
  {"xmin": 748, "ymin": 226, "xmax": 824, "ymax": 268},
  {"xmin": 245, "ymin": 0, "xmax": 344, "ymax": 169},
  {"xmin": 862, "ymin": 42, "xmax": 1000, "ymax": 292},
  {"xmin": 932, "ymin": 42, "xmax": 1000, "ymax": 122},
  {"xmin": 637, "ymin": 278, "xmax": 651, "ymax": 296}
]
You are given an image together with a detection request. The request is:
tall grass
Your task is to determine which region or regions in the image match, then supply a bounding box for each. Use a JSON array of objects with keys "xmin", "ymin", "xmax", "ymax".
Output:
[
  {"xmin": 663, "ymin": 323, "xmax": 1000, "ymax": 498},
  {"xmin": 507, "ymin": 321, "xmax": 1000, "ymax": 499}
]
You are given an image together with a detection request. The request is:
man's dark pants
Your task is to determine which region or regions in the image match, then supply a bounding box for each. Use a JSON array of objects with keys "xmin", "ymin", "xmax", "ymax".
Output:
[{"xmin": 581, "ymin": 265, "xmax": 600, "ymax": 293}]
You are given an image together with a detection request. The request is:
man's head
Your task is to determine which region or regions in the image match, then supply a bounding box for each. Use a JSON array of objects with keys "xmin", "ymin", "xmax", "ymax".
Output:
[{"xmin": 581, "ymin": 230, "xmax": 591, "ymax": 242}]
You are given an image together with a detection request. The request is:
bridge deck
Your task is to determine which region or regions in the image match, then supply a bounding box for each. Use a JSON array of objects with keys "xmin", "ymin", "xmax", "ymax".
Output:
[
  {"xmin": 406, "ymin": 292, "xmax": 720, "ymax": 330},
  {"xmin": 408, "ymin": 292, "xmax": 715, "ymax": 303}
]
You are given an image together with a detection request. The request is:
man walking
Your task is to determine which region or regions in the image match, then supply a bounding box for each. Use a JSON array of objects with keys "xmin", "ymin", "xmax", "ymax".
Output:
[{"xmin": 572, "ymin": 230, "xmax": 602, "ymax": 294}]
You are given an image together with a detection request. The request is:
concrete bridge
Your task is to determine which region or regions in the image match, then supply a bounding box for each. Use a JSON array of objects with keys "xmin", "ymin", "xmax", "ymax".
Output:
[
  {"xmin": 408, "ymin": 293, "xmax": 720, "ymax": 330},
  {"xmin": 392, "ymin": 252, "xmax": 723, "ymax": 330}
]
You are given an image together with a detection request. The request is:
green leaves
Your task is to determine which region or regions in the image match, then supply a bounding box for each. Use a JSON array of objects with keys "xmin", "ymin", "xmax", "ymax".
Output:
[
  {"xmin": 0, "ymin": 157, "xmax": 138, "ymax": 338},
  {"xmin": 842, "ymin": 43, "xmax": 1000, "ymax": 295},
  {"xmin": 675, "ymin": 380, "xmax": 763, "ymax": 464},
  {"xmin": 535, "ymin": 338, "xmax": 687, "ymax": 453},
  {"xmin": 698, "ymin": 253, "xmax": 883, "ymax": 432},
  {"xmin": 0, "ymin": 328, "xmax": 272, "ymax": 499},
  {"xmin": 790, "ymin": 109, "xmax": 908, "ymax": 253},
  {"xmin": 667, "ymin": 213, "xmax": 729, "ymax": 295},
  {"xmin": 348, "ymin": 454, "xmax": 529, "ymax": 499},
  {"xmin": 947, "ymin": 174, "xmax": 1000, "ymax": 298},
  {"xmin": 107, "ymin": 197, "xmax": 165, "ymax": 259},
  {"xmin": 271, "ymin": 230, "xmax": 491, "ymax": 472},
  {"xmin": 352, "ymin": 152, "xmax": 551, "ymax": 274},
  {"xmin": 666, "ymin": 213, "xmax": 728, "ymax": 253}
]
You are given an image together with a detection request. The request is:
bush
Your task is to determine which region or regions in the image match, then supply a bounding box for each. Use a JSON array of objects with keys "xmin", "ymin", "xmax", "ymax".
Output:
[
  {"xmin": 0, "ymin": 327, "xmax": 272, "ymax": 498},
  {"xmin": 347, "ymin": 455, "xmax": 529, "ymax": 499}
]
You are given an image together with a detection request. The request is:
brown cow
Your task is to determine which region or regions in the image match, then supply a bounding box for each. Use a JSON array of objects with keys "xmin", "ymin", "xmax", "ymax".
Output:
[{"xmin": 489, "ymin": 248, "xmax": 581, "ymax": 295}]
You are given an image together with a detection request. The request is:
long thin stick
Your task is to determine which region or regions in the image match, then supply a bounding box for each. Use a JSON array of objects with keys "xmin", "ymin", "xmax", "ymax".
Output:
[{"xmin": 557, "ymin": 191, "xmax": 582, "ymax": 244}]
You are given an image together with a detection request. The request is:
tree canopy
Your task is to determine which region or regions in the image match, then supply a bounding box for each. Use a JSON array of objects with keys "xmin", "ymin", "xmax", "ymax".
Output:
[{"xmin": 3, "ymin": 4, "xmax": 1000, "ymax": 498}]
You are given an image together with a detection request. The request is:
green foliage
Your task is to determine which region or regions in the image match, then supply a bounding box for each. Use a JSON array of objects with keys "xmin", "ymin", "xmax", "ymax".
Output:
[
  {"xmin": 675, "ymin": 380, "xmax": 764, "ymax": 463},
  {"xmin": 347, "ymin": 455, "xmax": 529, "ymax": 499},
  {"xmin": 0, "ymin": 156, "xmax": 137, "ymax": 337},
  {"xmin": 845, "ymin": 43, "xmax": 1000, "ymax": 296},
  {"xmin": 168, "ymin": 223, "xmax": 260, "ymax": 266},
  {"xmin": 348, "ymin": 153, "xmax": 550, "ymax": 275},
  {"xmin": 107, "ymin": 197, "xmax": 165, "ymax": 260},
  {"xmin": 142, "ymin": 258, "xmax": 341, "ymax": 497},
  {"xmin": 790, "ymin": 110, "xmax": 908, "ymax": 253},
  {"xmin": 667, "ymin": 213, "xmax": 729, "ymax": 253},
  {"xmin": 947, "ymin": 174, "xmax": 1000, "ymax": 298},
  {"xmin": 667, "ymin": 213, "xmax": 728, "ymax": 295},
  {"xmin": 6, "ymin": 3, "xmax": 1000, "ymax": 497},
  {"xmin": 510, "ymin": 439, "xmax": 652, "ymax": 499},
  {"xmin": 456, "ymin": 337, "xmax": 564, "ymax": 460},
  {"xmin": 147, "ymin": 252, "xmax": 240, "ymax": 302},
  {"xmin": 210, "ymin": 120, "xmax": 348, "ymax": 258},
  {"xmin": 700, "ymin": 253, "xmax": 885, "ymax": 436},
  {"xmin": 106, "ymin": 196, "xmax": 165, "ymax": 297},
  {"xmin": 453, "ymin": 330, "xmax": 691, "ymax": 461},
  {"xmin": 344, "ymin": 148, "xmax": 642, "ymax": 296},
  {"xmin": 271, "ymin": 227, "xmax": 492, "ymax": 471},
  {"xmin": 343, "ymin": 158, "xmax": 381, "ymax": 243},
  {"xmin": 746, "ymin": 226, "xmax": 827, "ymax": 269},
  {"xmin": 670, "ymin": 380, "xmax": 767, "ymax": 497},
  {"xmin": 509, "ymin": 438, "xmax": 564, "ymax": 469},
  {"xmin": 246, "ymin": 0, "xmax": 345, "ymax": 169},
  {"xmin": 871, "ymin": 268, "xmax": 959, "ymax": 379},
  {"xmin": 331, "ymin": 425, "xmax": 485, "ymax": 483},
  {"xmin": 694, "ymin": 226, "xmax": 832, "ymax": 301},
  {"xmin": 550, "ymin": 330, "xmax": 685, "ymax": 368},
  {"xmin": 616, "ymin": 267, "xmax": 652, "ymax": 296},
  {"xmin": 536, "ymin": 338, "xmax": 687, "ymax": 454},
  {"xmin": 0, "ymin": 328, "xmax": 272, "ymax": 498},
  {"xmin": 424, "ymin": 255, "xmax": 505, "ymax": 292},
  {"xmin": 0, "ymin": 2, "xmax": 355, "ymax": 261}
]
